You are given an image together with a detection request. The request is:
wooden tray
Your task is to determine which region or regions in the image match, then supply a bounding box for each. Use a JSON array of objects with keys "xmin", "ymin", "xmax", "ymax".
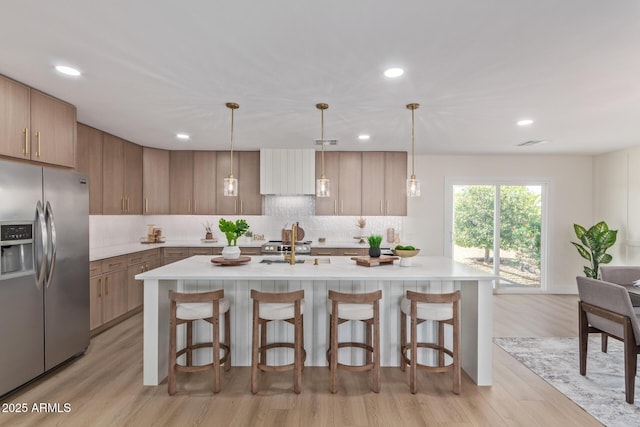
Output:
[
  {"xmin": 350, "ymin": 255, "xmax": 399, "ymax": 267},
  {"xmin": 211, "ymin": 256, "xmax": 251, "ymax": 266}
]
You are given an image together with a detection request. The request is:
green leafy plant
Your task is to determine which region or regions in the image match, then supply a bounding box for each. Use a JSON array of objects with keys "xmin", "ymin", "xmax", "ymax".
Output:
[
  {"xmin": 368, "ymin": 234, "xmax": 383, "ymax": 248},
  {"xmin": 571, "ymin": 221, "xmax": 618, "ymax": 279},
  {"xmin": 218, "ymin": 218, "xmax": 249, "ymax": 246}
]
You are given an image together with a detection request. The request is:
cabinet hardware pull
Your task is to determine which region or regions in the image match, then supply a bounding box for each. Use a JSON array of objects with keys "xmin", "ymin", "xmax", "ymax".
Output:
[
  {"xmin": 98, "ymin": 278, "xmax": 102, "ymax": 297},
  {"xmin": 105, "ymin": 277, "xmax": 109, "ymax": 295},
  {"xmin": 386, "ymin": 200, "xmax": 390, "ymax": 214},
  {"xmin": 36, "ymin": 131, "xmax": 41, "ymax": 157},
  {"xmin": 140, "ymin": 265, "xmax": 144, "ymax": 272},
  {"xmin": 343, "ymin": 252, "xmax": 358, "ymax": 255},
  {"xmin": 121, "ymin": 198, "xmax": 125, "ymax": 214},
  {"xmin": 235, "ymin": 199, "xmax": 237, "ymax": 214},
  {"xmin": 341, "ymin": 200, "xmax": 343, "ymax": 214},
  {"xmin": 187, "ymin": 199, "xmax": 191, "ymax": 214},
  {"xmin": 23, "ymin": 128, "xmax": 29, "ymax": 155},
  {"xmin": 240, "ymin": 200, "xmax": 243, "ymax": 214},
  {"xmin": 380, "ymin": 200, "xmax": 383, "ymax": 214},
  {"xmin": 317, "ymin": 252, "xmax": 332, "ymax": 256},
  {"xmin": 334, "ymin": 200, "xmax": 337, "ymax": 215},
  {"xmin": 193, "ymin": 199, "xmax": 197, "ymax": 214},
  {"xmin": 145, "ymin": 198, "xmax": 148, "ymax": 213},
  {"xmin": 126, "ymin": 197, "xmax": 130, "ymax": 213}
]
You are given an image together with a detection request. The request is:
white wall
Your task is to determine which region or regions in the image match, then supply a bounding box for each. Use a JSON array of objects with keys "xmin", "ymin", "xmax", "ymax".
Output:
[
  {"xmin": 405, "ymin": 154, "xmax": 593, "ymax": 294},
  {"xmin": 594, "ymin": 147, "xmax": 640, "ymax": 265}
]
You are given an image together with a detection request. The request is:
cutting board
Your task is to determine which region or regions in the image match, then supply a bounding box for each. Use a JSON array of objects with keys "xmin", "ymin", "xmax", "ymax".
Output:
[
  {"xmin": 211, "ymin": 256, "xmax": 251, "ymax": 266},
  {"xmin": 350, "ymin": 255, "xmax": 399, "ymax": 267}
]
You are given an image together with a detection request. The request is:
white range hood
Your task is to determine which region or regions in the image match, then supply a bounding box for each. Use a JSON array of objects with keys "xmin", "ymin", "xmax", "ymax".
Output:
[{"xmin": 260, "ymin": 149, "xmax": 316, "ymax": 195}]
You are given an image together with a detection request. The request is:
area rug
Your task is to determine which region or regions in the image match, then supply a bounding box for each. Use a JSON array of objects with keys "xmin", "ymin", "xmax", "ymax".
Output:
[{"xmin": 494, "ymin": 337, "xmax": 640, "ymax": 427}]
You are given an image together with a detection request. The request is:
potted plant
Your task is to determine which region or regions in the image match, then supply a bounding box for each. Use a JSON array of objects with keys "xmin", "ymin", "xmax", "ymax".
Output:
[
  {"xmin": 368, "ymin": 234, "xmax": 383, "ymax": 258},
  {"xmin": 571, "ymin": 221, "xmax": 618, "ymax": 280},
  {"xmin": 219, "ymin": 218, "xmax": 250, "ymax": 259}
]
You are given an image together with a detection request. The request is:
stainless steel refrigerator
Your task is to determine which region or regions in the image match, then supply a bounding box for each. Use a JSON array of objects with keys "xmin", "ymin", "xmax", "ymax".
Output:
[{"xmin": 0, "ymin": 160, "xmax": 89, "ymax": 397}]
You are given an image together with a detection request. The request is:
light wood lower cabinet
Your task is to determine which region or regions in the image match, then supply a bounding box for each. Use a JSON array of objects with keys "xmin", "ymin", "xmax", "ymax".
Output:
[
  {"xmin": 310, "ymin": 248, "xmax": 367, "ymax": 256},
  {"xmin": 127, "ymin": 249, "xmax": 161, "ymax": 311},
  {"xmin": 89, "ymin": 255, "xmax": 128, "ymax": 331},
  {"xmin": 162, "ymin": 247, "xmax": 189, "ymax": 265}
]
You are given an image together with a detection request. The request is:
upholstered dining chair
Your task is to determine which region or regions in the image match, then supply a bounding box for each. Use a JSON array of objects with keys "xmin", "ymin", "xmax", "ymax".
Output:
[
  {"xmin": 576, "ymin": 276, "xmax": 640, "ymax": 404},
  {"xmin": 598, "ymin": 266, "xmax": 640, "ymax": 352}
]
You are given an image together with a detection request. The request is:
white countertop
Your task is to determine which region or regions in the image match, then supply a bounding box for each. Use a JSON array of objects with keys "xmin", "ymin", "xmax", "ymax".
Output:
[
  {"xmin": 90, "ymin": 240, "xmax": 377, "ymax": 261},
  {"xmin": 135, "ymin": 255, "xmax": 498, "ymax": 282}
]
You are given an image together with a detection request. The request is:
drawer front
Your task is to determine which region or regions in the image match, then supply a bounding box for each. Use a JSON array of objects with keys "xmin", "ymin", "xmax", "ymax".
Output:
[
  {"xmin": 101, "ymin": 255, "xmax": 128, "ymax": 273},
  {"xmin": 337, "ymin": 248, "xmax": 367, "ymax": 256},
  {"xmin": 142, "ymin": 248, "xmax": 161, "ymax": 262},
  {"xmin": 188, "ymin": 248, "xmax": 213, "ymax": 256},
  {"xmin": 162, "ymin": 247, "xmax": 189, "ymax": 258},
  {"xmin": 89, "ymin": 260, "xmax": 102, "ymax": 277},
  {"xmin": 311, "ymin": 248, "xmax": 337, "ymax": 256},
  {"xmin": 239, "ymin": 246, "xmax": 261, "ymax": 256}
]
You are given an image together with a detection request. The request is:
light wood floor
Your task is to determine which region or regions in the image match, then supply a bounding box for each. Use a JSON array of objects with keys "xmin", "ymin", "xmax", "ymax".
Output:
[{"xmin": 0, "ymin": 295, "xmax": 601, "ymax": 426}]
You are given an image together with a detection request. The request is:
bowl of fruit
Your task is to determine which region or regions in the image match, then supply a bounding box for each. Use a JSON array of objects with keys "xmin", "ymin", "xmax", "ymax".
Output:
[{"xmin": 392, "ymin": 245, "xmax": 420, "ymax": 266}]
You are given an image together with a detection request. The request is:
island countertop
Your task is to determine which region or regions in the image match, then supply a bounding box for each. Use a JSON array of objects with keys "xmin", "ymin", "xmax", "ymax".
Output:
[{"xmin": 135, "ymin": 255, "xmax": 498, "ymax": 282}]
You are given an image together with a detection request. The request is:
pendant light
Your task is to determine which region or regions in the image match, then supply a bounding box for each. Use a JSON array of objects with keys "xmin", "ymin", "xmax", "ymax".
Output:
[
  {"xmin": 316, "ymin": 103, "xmax": 330, "ymax": 198},
  {"xmin": 223, "ymin": 102, "xmax": 239, "ymax": 197},
  {"xmin": 406, "ymin": 103, "xmax": 421, "ymax": 197}
]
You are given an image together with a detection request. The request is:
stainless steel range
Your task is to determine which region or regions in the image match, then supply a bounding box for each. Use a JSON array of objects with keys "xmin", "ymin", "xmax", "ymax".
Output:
[{"xmin": 261, "ymin": 240, "xmax": 312, "ymax": 255}]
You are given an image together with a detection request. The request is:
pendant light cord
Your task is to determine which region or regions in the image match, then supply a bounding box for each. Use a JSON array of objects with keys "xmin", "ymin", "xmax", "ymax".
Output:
[
  {"xmin": 321, "ymin": 107, "xmax": 325, "ymax": 179},
  {"xmin": 229, "ymin": 107, "xmax": 234, "ymax": 176},
  {"xmin": 411, "ymin": 106, "xmax": 415, "ymax": 178}
]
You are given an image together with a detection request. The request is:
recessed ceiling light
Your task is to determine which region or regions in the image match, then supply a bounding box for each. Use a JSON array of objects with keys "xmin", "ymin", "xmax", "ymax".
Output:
[
  {"xmin": 384, "ymin": 68, "xmax": 404, "ymax": 78},
  {"xmin": 517, "ymin": 119, "xmax": 534, "ymax": 126},
  {"xmin": 358, "ymin": 134, "xmax": 371, "ymax": 141},
  {"xmin": 55, "ymin": 65, "xmax": 81, "ymax": 77},
  {"xmin": 176, "ymin": 133, "xmax": 190, "ymax": 140}
]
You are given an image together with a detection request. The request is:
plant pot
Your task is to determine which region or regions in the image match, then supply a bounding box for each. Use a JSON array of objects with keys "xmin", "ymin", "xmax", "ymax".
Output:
[
  {"xmin": 222, "ymin": 245, "xmax": 241, "ymax": 260},
  {"xmin": 205, "ymin": 232, "xmax": 213, "ymax": 240},
  {"xmin": 369, "ymin": 247, "xmax": 381, "ymax": 258}
]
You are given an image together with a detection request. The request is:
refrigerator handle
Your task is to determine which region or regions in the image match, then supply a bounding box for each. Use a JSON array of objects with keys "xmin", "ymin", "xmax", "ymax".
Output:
[
  {"xmin": 34, "ymin": 201, "xmax": 48, "ymax": 290},
  {"xmin": 45, "ymin": 201, "xmax": 57, "ymax": 289}
]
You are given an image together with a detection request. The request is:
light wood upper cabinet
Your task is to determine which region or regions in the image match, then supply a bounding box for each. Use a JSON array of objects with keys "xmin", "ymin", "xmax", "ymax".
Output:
[
  {"xmin": 315, "ymin": 151, "xmax": 361, "ymax": 216},
  {"xmin": 76, "ymin": 124, "xmax": 103, "ymax": 214},
  {"xmin": 0, "ymin": 75, "xmax": 76, "ymax": 167},
  {"xmin": 143, "ymin": 147, "xmax": 170, "ymax": 214},
  {"xmin": 362, "ymin": 151, "xmax": 407, "ymax": 216},
  {"xmin": 169, "ymin": 151, "xmax": 194, "ymax": 214},
  {"xmin": 216, "ymin": 151, "xmax": 261, "ymax": 215},
  {"xmin": 0, "ymin": 76, "xmax": 30, "ymax": 159},
  {"xmin": 102, "ymin": 135, "xmax": 142, "ymax": 214},
  {"xmin": 193, "ymin": 151, "xmax": 216, "ymax": 214}
]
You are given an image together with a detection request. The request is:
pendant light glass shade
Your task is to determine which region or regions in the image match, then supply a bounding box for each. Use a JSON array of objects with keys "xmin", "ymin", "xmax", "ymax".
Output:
[
  {"xmin": 224, "ymin": 102, "xmax": 239, "ymax": 197},
  {"xmin": 316, "ymin": 103, "xmax": 330, "ymax": 198},
  {"xmin": 406, "ymin": 103, "xmax": 421, "ymax": 197}
]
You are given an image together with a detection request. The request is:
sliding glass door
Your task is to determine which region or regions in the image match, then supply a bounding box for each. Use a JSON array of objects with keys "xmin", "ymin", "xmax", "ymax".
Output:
[{"xmin": 447, "ymin": 181, "xmax": 546, "ymax": 291}]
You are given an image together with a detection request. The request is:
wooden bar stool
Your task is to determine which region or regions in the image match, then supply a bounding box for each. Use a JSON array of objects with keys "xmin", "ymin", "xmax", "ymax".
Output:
[
  {"xmin": 327, "ymin": 290, "xmax": 382, "ymax": 393},
  {"xmin": 168, "ymin": 289, "xmax": 231, "ymax": 395},
  {"xmin": 400, "ymin": 290, "xmax": 461, "ymax": 394},
  {"xmin": 251, "ymin": 289, "xmax": 305, "ymax": 394}
]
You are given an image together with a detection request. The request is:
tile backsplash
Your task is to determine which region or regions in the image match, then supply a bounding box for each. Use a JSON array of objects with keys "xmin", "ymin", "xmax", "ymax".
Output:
[{"xmin": 90, "ymin": 196, "xmax": 405, "ymax": 248}]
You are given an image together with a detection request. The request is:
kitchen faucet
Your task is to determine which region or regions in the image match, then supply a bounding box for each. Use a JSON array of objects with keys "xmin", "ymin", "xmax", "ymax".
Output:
[{"xmin": 284, "ymin": 223, "xmax": 297, "ymax": 265}]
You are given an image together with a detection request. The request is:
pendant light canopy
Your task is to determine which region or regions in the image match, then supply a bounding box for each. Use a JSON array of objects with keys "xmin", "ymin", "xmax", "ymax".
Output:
[
  {"xmin": 224, "ymin": 102, "xmax": 239, "ymax": 197},
  {"xmin": 406, "ymin": 103, "xmax": 421, "ymax": 197},
  {"xmin": 316, "ymin": 103, "xmax": 330, "ymax": 198}
]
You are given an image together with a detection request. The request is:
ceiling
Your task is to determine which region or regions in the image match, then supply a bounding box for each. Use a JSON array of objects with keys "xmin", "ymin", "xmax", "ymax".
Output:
[{"xmin": 2, "ymin": 1, "xmax": 639, "ymax": 155}]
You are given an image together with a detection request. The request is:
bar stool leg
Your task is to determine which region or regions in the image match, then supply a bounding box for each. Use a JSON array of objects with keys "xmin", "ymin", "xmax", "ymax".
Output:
[
  {"xmin": 186, "ymin": 320, "xmax": 193, "ymax": 366},
  {"xmin": 453, "ymin": 314, "xmax": 461, "ymax": 394},
  {"xmin": 410, "ymin": 313, "xmax": 418, "ymax": 394},
  {"xmin": 366, "ymin": 321, "xmax": 372, "ymax": 366},
  {"xmin": 294, "ymin": 312, "xmax": 303, "ymax": 393},
  {"xmin": 260, "ymin": 318, "xmax": 267, "ymax": 366},
  {"xmin": 212, "ymin": 315, "xmax": 221, "ymax": 393},
  {"xmin": 372, "ymin": 306, "xmax": 380, "ymax": 393},
  {"xmin": 438, "ymin": 321, "xmax": 445, "ymax": 367},
  {"xmin": 400, "ymin": 310, "xmax": 407, "ymax": 372},
  {"xmin": 251, "ymin": 300, "xmax": 260, "ymax": 394},
  {"xmin": 168, "ymin": 316, "xmax": 177, "ymax": 395},
  {"xmin": 330, "ymin": 312, "xmax": 339, "ymax": 393},
  {"xmin": 224, "ymin": 309, "xmax": 231, "ymax": 372}
]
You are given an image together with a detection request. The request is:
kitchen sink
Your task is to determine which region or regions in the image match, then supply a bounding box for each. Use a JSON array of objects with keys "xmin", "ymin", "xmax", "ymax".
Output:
[{"xmin": 260, "ymin": 259, "xmax": 306, "ymax": 264}]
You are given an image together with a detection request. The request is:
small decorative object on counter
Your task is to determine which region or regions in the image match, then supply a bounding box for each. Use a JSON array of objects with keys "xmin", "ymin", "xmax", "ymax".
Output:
[
  {"xmin": 219, "ymin": 218, "xmax": 250, "ymax": 259},
  {"xmin": 392, "ymin": 245, "xmax": 421, "ymax": 267},
  {"xmin": 368, "ymin": 234, "xmax": 383, "ymax": 258},
  {"xmin": 202, "ymin": 220, "xmax": 214, "ymax": 240}
]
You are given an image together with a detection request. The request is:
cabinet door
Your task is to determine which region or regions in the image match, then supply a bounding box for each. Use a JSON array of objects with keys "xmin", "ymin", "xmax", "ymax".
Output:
[
  {"xmin": 215, "ymin": 151, "xmax": 240, "ymax": 215},
  {"xmin": 143, "ymin": 147, "xmax": 170, "ymax": 214},
  {"xmin": 188, "ymin": 247, "xmax": 213, "ymax": 256},
  {"xmin": 162, "ymin": 247, "xmax": 189, "ymax": 265},
  {"xmin": 89, "ymin": 276, "xmax": 103, "ymax": 330},
  {"xmin": 0, "ymin": 76, "xmax": 30, "ymax": 160},
  {"xmin": 124, "ymin": 142, "xmax": 143, "ymax": 214},
  {"xmin": 127, "ymin": 263, "xmax": 145, "ymax": 311},
  {"xmin": 77, "ymin": 124, "xmax": 103, "ymax": 214},
  {"xmin": 102, "ymin": 269, "xmax": 127, "ymax": 323},
  {"xmin": 338, "ymin": 152, "xmax": 362, "ymax": 215},
  {"xmin": 102, "ymin": 134, "xmax": 125, "ymax": 214},
  {"xmin": 29, "ymin": 90, "xmax": 76, "ymax": 167},
  {"xmin": 239, "ymin": 151, "xmax": 262, "ymax": 215},
  {"xmin": 193, "ymin": 151, "xmax": 216, "ymax": 214},
  {"xmin": 384, "ymin": 152, "xmax": 407, "ymax": 216},
  {"xmin": 361, "ymin": 152, "xmax": 386, "ymax": 216},
  {"xmin": 170, "ymin": 151, "xmax": 194, "ymax": 214},
  {"xmin": 315, "ymin": 151, "xmax": 340, "ymax": 215}
]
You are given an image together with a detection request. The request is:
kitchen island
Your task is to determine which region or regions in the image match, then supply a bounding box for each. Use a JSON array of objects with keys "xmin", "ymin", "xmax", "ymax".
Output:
[{"xmin": 136, "ymin": 255, "xmax": 497, "ymax": 387}]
